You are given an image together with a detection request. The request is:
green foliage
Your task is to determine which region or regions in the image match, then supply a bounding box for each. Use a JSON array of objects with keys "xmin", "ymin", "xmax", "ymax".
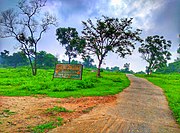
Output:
[
  {"xmin": 32, "ymin": 117, "xmax": 63, "ymax": 133},
  {"xmin": 0, "ymin": 68, "xmax": 130, "ymax": 98},
  {"xmin": 46, "ymin": 106, "xmax": 73, "ymax": 114},
  {"xmin": 36, "ymin": 51, "xmax": 58, "ymax": 69},
  {"xmin": 82, "ymin": 55, "xmax": 96, "ymax": 68},
  {"xmin": 156, "ymin": 61, "xmax": 180, "ymax": 73},
  {"xmin": 139, "ymin": 35, "xmax": 172, "ymax": 74},
  {"xmin": 136, "ymin": 73, "xmax": 180, "ymax": 124},
  {"xmin": 56, "ymin": 27, "xmax": 83, "ymax": 64},
  {"xmin": 2, "ymin": 109, "xmax": 16, "ymax": 115},
  {"xmin": 0, "ymin": 50, "xmax": 29, "ymax": 68}
]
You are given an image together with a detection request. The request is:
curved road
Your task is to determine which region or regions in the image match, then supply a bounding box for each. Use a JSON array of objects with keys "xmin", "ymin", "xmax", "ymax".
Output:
[{"xmin": 49, "ymin": 74, "xmax": 180, "ymax": 133}]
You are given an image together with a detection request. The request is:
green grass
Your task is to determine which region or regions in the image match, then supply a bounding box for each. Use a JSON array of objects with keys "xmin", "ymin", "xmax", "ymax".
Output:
[
  {"xmin": 136, "ymin": 73, "xmax": 180, "ymax": 124},
  {"xmin": 0, "ymin": 68, "xmax": 130, "ymax": 98},
  {"xmin": 46, "ymin": 106, "xmax": 73, "ymax": 114},
  {"xmin": 2, "ymin": 109, "xmax": 16, "ymax": 116},
  {"xmin": 32, "ymin": 117, "xmax": 63, "ymax": 133}
]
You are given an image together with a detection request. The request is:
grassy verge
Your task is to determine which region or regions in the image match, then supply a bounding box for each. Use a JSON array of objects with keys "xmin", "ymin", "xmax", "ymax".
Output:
[
  {"xmin": 0, "ymin": 68, "xmax": 130, "ymax": 98},
  {"xmin": 136, "ymin": 73, "xmax": 180, "ymax": 124}
]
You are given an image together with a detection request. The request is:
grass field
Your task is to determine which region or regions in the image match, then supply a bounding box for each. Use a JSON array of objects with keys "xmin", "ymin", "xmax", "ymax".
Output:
[
  {"xmin": 136, "ymin": 73, "xmax": 180, "ymax": 124},
  {"xmin": 0, "ymin": 68, "xmax": 130, "ymax": 98}
]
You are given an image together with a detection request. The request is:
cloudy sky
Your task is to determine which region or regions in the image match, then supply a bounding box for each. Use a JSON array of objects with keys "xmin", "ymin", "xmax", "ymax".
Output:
[{"xmin": 0, "ymin": 0, "xmax": 179, "ymax": 72}]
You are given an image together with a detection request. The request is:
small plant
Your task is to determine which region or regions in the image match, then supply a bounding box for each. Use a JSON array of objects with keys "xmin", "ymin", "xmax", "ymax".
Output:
[
  {"xmin": 3, "ymin": 109, "xmax": 16, "ymax": 115},
  {"xmin": 46, "ymin": 106, "xmax": 73, "ymax": 114},
  {"xmin": 33, "ymin": 122, "xmax": 55, "ymax": 133},
  {"xmin": 56, "ymin": 117, "xmax": 64, "ymax": 126},
  {"xmin": 32, "ymin": 117, "xmax": 63, "ymax": 133}
]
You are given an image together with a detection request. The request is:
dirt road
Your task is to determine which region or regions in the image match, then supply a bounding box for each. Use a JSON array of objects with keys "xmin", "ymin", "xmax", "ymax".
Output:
[{"xmin": 49, "ymin": 74, "xmax": 180, "ymax": 133}]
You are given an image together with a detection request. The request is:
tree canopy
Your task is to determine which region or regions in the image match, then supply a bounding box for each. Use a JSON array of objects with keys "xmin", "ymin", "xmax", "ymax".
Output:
[
  {"xmin": 56, "ymin": 27, "xmax": 83, "ymax": 64},
  {"xmin": 82, "ymin": 56, "xmax": 95, "ymax": 68},
  {"xmin": 81, "ymin": 16, "xmax": 142, "ymax": 77},
  {"xmin": 139, "ymin": 35, "xmax": 172, "ymax": 74},
  {"xmin": 36, "ymin": 51, "xmax": 58, "ymax": 68}
]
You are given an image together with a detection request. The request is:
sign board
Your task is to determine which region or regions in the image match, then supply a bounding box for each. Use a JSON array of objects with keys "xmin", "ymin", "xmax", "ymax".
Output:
[{"xmin": 53, "ymin": 64, "xmax": 83, "ymax": 80}]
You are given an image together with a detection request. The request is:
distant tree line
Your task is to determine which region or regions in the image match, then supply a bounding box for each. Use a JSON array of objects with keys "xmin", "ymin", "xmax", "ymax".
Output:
[
  {"xmin": 0, "ymin": 50, "xmax": 97, "ymax": 69},
  {"xmin": 0, "ymin": 50, "xmax": 58, "ymax": 69}
]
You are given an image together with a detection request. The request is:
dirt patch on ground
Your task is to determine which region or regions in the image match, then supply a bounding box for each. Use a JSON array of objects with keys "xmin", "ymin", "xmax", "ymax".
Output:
[{"xmin": 0, "ymin": 95, "xmax": 116, "ymax": 132}]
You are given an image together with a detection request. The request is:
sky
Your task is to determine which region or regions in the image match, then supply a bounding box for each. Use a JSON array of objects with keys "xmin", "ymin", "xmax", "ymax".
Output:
[{"xmin": 0, "ymin": 0, "xmax": 180, "ymax": 72}]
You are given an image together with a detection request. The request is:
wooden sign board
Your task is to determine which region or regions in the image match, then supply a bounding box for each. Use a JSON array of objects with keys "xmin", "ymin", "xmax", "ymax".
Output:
[{"xmin": 53, "ymin": 64, "xmax": 83, "ymax": 80}]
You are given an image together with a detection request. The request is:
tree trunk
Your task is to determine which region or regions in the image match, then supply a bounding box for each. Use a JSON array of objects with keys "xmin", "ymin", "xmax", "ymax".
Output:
[
  {"xmin": 68, "ymin": 56, "xmax": 71, "ymax": 64},
  {"xmin": 32, "ymin": 43, "xmax": 37, "ymax": 76},
  {"xmin": 27, "ymin": 54, "xmax": 37, "ymax": 76},
  {"xmin": 34, "ymin": 52, "xmax": 37, "ymax": 76},
  {"xmin": 97, "ymin": 60, "xmax": 102, "ymax": 77},
  {"xmin": 147, "ymin": 66, "xmax": 152, "ymax": 75}
]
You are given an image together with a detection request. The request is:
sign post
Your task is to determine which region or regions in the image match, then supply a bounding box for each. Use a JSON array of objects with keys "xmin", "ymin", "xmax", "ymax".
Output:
[{"xmin": 53, "ymin": 64, "xmax": 83, "ymax": 80}]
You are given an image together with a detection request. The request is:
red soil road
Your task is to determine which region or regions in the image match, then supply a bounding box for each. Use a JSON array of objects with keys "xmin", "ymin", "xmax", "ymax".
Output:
[{"xmin": 49, "ymin": 74, "xmax": 180, "ymax": 133}]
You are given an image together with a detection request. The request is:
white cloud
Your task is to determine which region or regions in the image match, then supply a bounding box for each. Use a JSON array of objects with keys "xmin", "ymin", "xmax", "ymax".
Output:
[{"xmin": 43, "ymin": 1, "xmax": 62, "ymax": 19}]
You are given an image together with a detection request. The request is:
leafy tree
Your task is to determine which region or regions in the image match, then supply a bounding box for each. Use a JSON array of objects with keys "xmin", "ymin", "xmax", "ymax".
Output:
[
  {"xmin": 82, "ymin": 55, "xmax": 94, "ymax": 68},
  {"xmin": 36, "ymin": 51, "xmax": 58, "ymax": 68},
  {"xmin": 105, "ymin": 67, "xmax": 111, "ymax": 71},
  {"xmin": 123, "ymin": 63, "xmax": 130, "ymax": 72},
  {"xmin": 56, "ymin": 27, "xmax": 82, "ymax": 64},
  {"xmin": 156, "ymin": 61, "xmax": 180, "ymax": 73},
  {"xmin": 0, "ymin": 0, "xmax": 57, "ymax": 75},
  {"xmin": 120, "ymin": 63, "xmax": 134, "ymax": 73},
  {"xmin": 139, "ymin": 35, "xmax": 172, "ymax": 74},
  {"xmin": 81, "ymin": 16, "xmax": 142, "ymax": 77}
]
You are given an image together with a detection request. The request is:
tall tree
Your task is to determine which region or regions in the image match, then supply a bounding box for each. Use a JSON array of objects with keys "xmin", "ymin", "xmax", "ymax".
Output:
[
  {"xmin": 82, "ymin": 16, "xmax": 142, "ymax": 77},
  {"xmin": 36, "ymin": 51, "xmax": 58, "ymax": 68},
  {"xmin": 139, "ymin": 35, "xmax": 172, "ymax": 74},
  {"xmin": 0, "ymin": 0, "xmax": 57, "ymax": 75},
  {"xmin": 82, "ymin": 55, "xmax": 94, "ymax": 68},
  {"xmin": 56, "ymin": 27, "xmax": 80, "ymax": 64}
]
